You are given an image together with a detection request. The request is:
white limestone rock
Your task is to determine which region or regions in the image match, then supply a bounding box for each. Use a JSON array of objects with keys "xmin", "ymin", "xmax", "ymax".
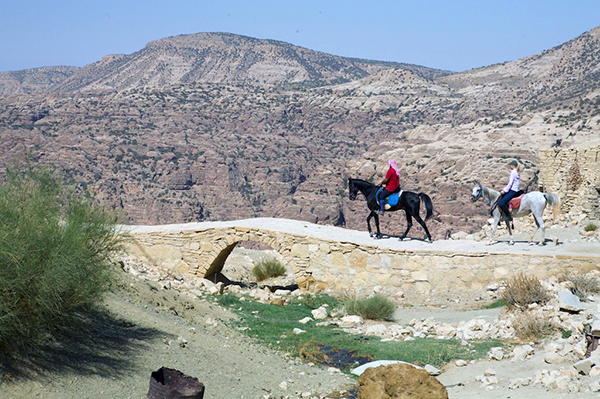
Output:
[
  {"xmin": 591, "ymin": 313, "xmax": 600, "ymax": 335},
  {"xmin": 544, "ymin": 341, "xmax": 564, "ymax": 353},
  {"xmin": 511, "ymin": 344, "xmax": 535, "ymax": 362},
  {"xmin": 544, "ymin": 352, "xmax": 566, "ymax": 364},
  {"xmin": 590, "ymin": 378, "xmax": 600, "ymax": 392},
  {"xmin": 424, "ymin": 364, "xmax": 441, "ymax": 376},
  {"xmin": 365, "ymin": 324, "xmax": 387, "ymax": 336},
  {"xmin": 487, "ymin": 347, "xmax": 505, "ymax": 361},
  {"xmin": 574, "ymin": 357, "xmax": 598, "ymax": 375},
  {"xmin": 558, "ymin": 290, "xmax": 584, "ymax": 313},
  {"xmin": 311, "ymin": 306, "xmax": 328, "ymax": 320},
  {"xmin": 486, "ymin": 283, "xmax": 499, "ymax": 291},
  {"xmin": 339, "ymin": 315, "xmax": 363, "ymax": 326},
  {"xmin": 351, "ymin": 360, "xmax": 423, "ymax": 376}
]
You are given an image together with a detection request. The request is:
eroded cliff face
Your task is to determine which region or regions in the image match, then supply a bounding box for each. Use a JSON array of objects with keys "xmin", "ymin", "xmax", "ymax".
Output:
[{"xmin": 1, "ymin": 28, "xmax": 599, "ymax": 238}]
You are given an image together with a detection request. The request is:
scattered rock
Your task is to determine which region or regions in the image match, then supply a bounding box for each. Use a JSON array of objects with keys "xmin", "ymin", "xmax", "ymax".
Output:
[
  {"xmin": 559, "ymin": 290, "xmax": 585, "ymax": 313},
  {"xmin": 511, "ymin": 345, "xmax": 535, "ymax": 362},
  {"xmin": 358, "ymin": 363, "xmax": 448, "ymax": 399},
  {"xmin": 487, "ymin": 347, "xmax": 505, "ymax": 361},
  {"xmin": 574, "ymin": 357, "xmax": 598, "ymax": 375},
  {"xmin": 424, "ymin": 364, "xmax": 441, "ymax": 376},
  {"xmin": 311, "ymin": 306, "xmax": 328, "ymax": 320},
  {"xmin": 352, "ymin": 360, "xmax": 423, "ymax": 376}
]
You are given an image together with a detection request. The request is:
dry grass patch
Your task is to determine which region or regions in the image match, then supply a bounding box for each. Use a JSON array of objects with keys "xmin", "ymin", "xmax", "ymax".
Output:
[
  {"xmin": 584, "ymin": 222, "xmax": 598, "ymax": 232},
  {"xmin": 511, "ymin": 310, "xmax": 557, "ymax": 341},
  {"xmin": 343, "ymin": 294, "xmax": 396, "ymax": 321},
  {"xmin": 560, "ymin": 273, "xmax": 600, "ymax": 301},
  {"xmin": 501, "ymin": 272, "xmax": 551, "ymax": 310},
  {"xmin": 252, "ymin": 259, "xmax": 286, "ymax": 281}
]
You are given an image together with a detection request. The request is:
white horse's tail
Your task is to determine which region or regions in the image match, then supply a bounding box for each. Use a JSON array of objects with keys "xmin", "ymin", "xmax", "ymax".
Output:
[{"xmin": 544, "ymin": 193, "xmax": 561, "ymax": 222}]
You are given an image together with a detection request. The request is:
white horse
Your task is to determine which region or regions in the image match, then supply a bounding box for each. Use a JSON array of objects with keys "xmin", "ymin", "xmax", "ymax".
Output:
[{"xmin": 470, "ymin": 182, "xmax": 560, "ymax": 245}]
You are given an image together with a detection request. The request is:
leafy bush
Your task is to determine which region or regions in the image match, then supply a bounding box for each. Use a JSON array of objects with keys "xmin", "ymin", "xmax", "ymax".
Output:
[
  {"xmin": 501, "ymin": 272, "xmax": 551, "ymax": 309},
  {"xmin": 584, "ymin": 222, "xmax": 598, "ymax": 232},
  {"xmin": 561, "ymin": 273, "xmax": 600, "ymax": 301},
  {"xmin": 252, "ymin": 259, "xmax": 286, "ymax": 281},
  {"xmin": 0, "ymin": 167, "xmax": 124, "ymax": 353},
  {"xmin": 343, "ymin": 294, "xmax": 396, "ymax": 321}
]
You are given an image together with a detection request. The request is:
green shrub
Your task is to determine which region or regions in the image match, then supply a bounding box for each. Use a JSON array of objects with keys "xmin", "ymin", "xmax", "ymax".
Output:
[
  {"xmin": 481, "ymin": 299, "xmax": 507, "ymax": 309},
  {"xmin": 0, "ymin": 166, "xmax": 124, "ymax": 353},
  {"xmin": 501, "ymin": 272, "xmax": 551, "ymax": 310},
  {"xmin": 252, "ymin": 259, "xmax": 286, "ymax": 281},
  {"xmin": 584, "ymin": 222, "xmax": 598, "ymax": 232},
  {"xmin": 343, "ymin": 294, "xmax": 396, "ymax": 321},
  {"xmin": 296, "ymin": 293, "xmax": 340, "ymax": 310}
]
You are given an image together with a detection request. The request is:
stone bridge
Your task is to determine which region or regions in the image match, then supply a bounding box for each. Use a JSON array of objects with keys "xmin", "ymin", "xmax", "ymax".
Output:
[{"xmin": 124, "ymin": 218, "xmax": 599, "ymax": 294}]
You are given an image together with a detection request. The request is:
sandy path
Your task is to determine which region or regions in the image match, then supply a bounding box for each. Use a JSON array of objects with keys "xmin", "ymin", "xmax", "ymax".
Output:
[{"xmin": 0, "ymin": 272, "xmax": 355, "ymax": 399}]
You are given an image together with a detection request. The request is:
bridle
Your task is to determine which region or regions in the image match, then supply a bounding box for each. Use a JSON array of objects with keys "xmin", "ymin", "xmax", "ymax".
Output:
[{"xmin": 470, "ymin": 183, "xmax": 482, "ymax": 202}]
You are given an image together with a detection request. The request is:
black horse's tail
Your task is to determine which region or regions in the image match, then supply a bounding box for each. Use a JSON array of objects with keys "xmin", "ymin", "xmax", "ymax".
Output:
[{"xmin": 419, "ymin": 193, "xmax": 434, "ymax": 221}]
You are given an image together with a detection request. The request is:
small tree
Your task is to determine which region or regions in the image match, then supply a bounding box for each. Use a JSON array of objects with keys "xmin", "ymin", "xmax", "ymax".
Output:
[{"xmin": 0, "ymin": 166, "xmax": 124, "ymax": 353}]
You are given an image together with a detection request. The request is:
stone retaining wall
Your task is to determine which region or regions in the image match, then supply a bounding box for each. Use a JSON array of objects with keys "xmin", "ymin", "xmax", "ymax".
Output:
[{"xmin": 126, "ymin": 226, "xmax": 598, "ymax": 294}]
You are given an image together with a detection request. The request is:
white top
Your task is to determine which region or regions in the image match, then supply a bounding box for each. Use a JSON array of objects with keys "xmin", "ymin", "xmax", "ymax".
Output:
[{"xmin": 503, "ymin": 169, "xmax": 520, "ymax": 193}]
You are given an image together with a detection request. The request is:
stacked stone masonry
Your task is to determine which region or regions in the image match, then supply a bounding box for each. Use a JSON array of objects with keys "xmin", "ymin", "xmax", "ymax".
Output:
[
  {"xmin": 540, "ymin": 144, "xmax": 600, "ymax": 218},
  {"xmin": 126, "ymin": 226, "xmax": 598, "ymax": 294}
]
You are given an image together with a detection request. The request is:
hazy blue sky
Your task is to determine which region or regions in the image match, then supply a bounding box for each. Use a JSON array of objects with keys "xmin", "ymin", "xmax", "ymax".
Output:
[{"xmin": 1, "ymin": 1, "xmax": 599, "ymax": 73}]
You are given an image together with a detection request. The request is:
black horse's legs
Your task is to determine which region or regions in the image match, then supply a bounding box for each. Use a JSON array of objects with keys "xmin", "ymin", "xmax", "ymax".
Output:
[
  {"xmin": 373, "ymin": 212, "xmax": 382, "ymax": 238},
  {"xmin": 366, "ymin": 212, "xmax": 374, "ymax": 236},
  {"xmin": 413, "ymin": 214, "xmax": 432, "ymax": 242},
  {"xmin": 367, "ymin": 211, "xmax": 382, "ymax": 238},
  {"xmin": 400, "ymin": 213, "xmax": 412, "ymax": 240}
]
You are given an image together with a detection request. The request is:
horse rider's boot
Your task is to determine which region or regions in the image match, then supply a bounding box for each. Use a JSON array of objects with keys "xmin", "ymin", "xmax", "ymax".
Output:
[
  {"xmin": 378, "ymin": 201, "xmax": 385, "ymax": 215},
  {"xmin": 500, "ymin": 204, "xmax": 512, "ymax": 221}
]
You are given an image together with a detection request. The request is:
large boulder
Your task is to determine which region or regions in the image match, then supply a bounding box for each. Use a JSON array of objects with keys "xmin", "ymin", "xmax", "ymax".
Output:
[{"xmin": 358, "ymin": 363, "xmax": 448, "ymax": 399}]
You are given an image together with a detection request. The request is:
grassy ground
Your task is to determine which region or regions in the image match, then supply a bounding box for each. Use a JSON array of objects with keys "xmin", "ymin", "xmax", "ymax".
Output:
[{"xmin": 214, "ymin": 293, "xmax": 502, "ymax": 371}]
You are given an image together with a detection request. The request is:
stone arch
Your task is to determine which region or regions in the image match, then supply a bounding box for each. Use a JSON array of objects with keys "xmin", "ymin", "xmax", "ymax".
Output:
[{"xmin": 195, "ymin": 229, "xmax": 306, "ymax": 285}]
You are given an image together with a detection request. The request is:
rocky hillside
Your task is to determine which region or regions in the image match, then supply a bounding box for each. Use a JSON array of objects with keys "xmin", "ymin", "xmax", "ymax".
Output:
[
  {"xmin": 0, "ymin": 66, "xmax": 78, "ymax": 95},
  {"xmin": 0, "ymin": 32, "xmax": 451, "ymax": 95},
  {"xmin": 1, "ymin": 28, "xmax": 599, "ymax": 238}
]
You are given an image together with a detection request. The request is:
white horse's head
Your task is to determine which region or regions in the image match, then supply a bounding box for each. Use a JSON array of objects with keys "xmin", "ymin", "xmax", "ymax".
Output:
[{"xmin": 470, "ymin": 181, "xmax": 483, "ymax": 202}]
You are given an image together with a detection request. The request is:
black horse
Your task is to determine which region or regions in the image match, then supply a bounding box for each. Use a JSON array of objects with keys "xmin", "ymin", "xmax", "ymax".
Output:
[{"xmin": 348, "ymin": 178, "xmax": 434, "ymax": 241}]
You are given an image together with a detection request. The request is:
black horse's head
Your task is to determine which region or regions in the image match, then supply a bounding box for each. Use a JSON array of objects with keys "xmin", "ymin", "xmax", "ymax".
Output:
[
  {"xmin": 348, "ymin": 178, "xmax": 358, "ymax": 200},
  {"xmin": 470, "ymin": 181, "xmax": 482, "ymax": 202}
]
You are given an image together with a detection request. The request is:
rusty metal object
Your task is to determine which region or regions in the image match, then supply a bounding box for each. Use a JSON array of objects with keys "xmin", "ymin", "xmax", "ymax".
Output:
[
  {"xmin": 147, "ymin": 367, "xmax": 205, "ymax": 399},
  {"xmin": 585, "ymin": 324, "xmax": 600, "ymax": 358}
]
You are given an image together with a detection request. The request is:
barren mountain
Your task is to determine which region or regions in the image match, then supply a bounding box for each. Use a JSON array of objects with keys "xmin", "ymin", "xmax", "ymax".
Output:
[
  {"xmin": 0, "ymin": 66, "xmax": 78, "ymax": 95},
  {"xmin": 1, "ymin": 28, "xmax": 599, "ymax": 238},
  {"xmin": 0, "ymin": 32, "xmax": 450, "ymax": 95}
]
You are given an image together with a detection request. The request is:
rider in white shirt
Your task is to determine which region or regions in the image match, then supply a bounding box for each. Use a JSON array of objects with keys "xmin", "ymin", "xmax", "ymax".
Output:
[{"xmin": 498, "ymin": 160, "xmax": 520, "ymax": 221}]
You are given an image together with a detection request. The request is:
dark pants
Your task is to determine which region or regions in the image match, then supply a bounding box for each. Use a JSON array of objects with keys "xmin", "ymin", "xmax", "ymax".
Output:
[
  {"xmin": 379, "ymin": 187, "xmax": 400, "ymax": 211},
  {"xmin": 498, "ymin": 190, "xmax": 518, "ymax": 220}
]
